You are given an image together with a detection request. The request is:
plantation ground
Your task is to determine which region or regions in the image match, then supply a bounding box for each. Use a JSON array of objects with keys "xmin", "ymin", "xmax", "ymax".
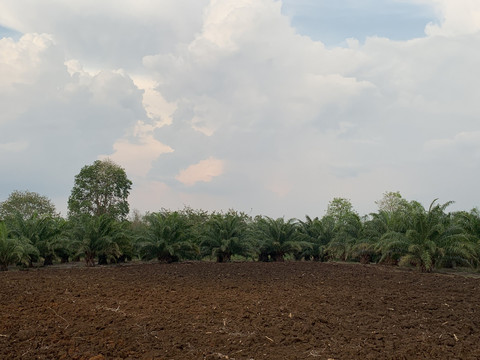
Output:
[{"xmin": 1, "ymin": 262, "xmax": 480, "ymax": 360}]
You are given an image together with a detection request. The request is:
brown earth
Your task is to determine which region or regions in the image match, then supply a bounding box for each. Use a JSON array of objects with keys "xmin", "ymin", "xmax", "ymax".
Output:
[{"xmin": 1, "ymin": 261, "xmax": 480, "ymax": 360}]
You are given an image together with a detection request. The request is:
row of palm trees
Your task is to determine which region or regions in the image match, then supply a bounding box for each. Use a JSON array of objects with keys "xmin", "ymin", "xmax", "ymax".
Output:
[{"xmin": 1, "ymin": 199, "xmax": 480, "ymax": 272}]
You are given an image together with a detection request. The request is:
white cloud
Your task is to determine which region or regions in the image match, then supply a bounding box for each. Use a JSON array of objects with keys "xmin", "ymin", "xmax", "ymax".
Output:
[
  {"xmin": 1, "ymin": 0, "xmax": 480, "ymax": 216},
  {"xmin": 423, "ymin": 0, "xmax": 480, "ymax": 36},
  {"xmin": 132, "ymin": 77, "xmax": 176, "ymax": 126},
  {"xmin": 0, "ymin": 33, "xmax": 56, "ymax": 86},
  {"xmin": 100, "ymin": 132, "xmax": 174, "ymax": 179},
  {"xmin": 0, "ymin": 0, "xmax": 209, "ymax": 70},
  {"xmin": 403, "ymin": 0, "xmax": 480, "ymax": 36},
  {"xmin": 176, "ymin": 157, "xmax": 224, "ymax": 186},
  {"xmin": 0, "ymin": 33, "xmax": 147, "ymax": 205}
]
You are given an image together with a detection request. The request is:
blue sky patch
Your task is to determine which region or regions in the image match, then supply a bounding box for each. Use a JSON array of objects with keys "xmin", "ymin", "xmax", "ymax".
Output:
[
  {"xmin": 0, "ymin": 25, "xmax": 22, "ymax": 40},
  {"xmin": 281, "ymin": 0, "xmax": 437, "ymax": 45}
]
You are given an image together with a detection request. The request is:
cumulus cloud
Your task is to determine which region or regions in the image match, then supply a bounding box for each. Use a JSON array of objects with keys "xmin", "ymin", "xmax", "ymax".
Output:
[
  {"xmin": 99, "ymin": 130, "xmax": 174, "ymax": 179},
  {"xmin": 0, "ymin": 0, "xmax": 210, "ymax": 70},
  {"xmin": 0, "ymin": 33, "xmax": 147, "ymax": 209},
  {"xmin": 1, "ymin": 0, "xmax": 479, "ymax": 216},
  {"xmin": 422, "ymin": 0, "xmax": 480, "ymax": 36},
  {"xmin": 143, "ymin": 0, "xmax": 480, "ymax": 214}
]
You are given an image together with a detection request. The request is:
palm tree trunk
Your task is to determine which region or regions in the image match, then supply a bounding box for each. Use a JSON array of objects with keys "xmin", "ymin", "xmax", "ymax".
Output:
[
  {"xmin": 272, "ymin": 252, "xmax": 284, "ymax": 262},
  {"xmin": 43, "ymin": 254, "xmax": 54, "ymax": 266}
]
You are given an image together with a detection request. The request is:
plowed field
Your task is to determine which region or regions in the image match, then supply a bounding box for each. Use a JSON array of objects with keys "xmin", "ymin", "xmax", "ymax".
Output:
[{"xmin": 1, "ymin": 262, "xmax": 479, "ymax": 359}]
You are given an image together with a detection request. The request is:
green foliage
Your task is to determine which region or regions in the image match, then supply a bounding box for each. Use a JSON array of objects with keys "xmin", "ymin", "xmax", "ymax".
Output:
[
  {"xmin": 452, "ymin": 209, "xmax": 480, "ymax": 240},
  {"xmin": 376, "ymin": 231, "xmax": 409, "ymax": 265},
  {"xmin": 400, "ymin": 200, "xmax": 451, "ymax": 272},
  {"xmin": 252, "ymin": 216, "xmax": 310, "ymax": 262},
  {"xmin": 376, "ymin": 199, "xmax": 478, "ymax": 272},
  {"xmin": 375, "ymin": 191, "xmax": 409, "ymax": 215},
  {"xmin": 179, "ymin": 206, "xmax": 210, "ymax": 247},
  {"xmin": 201, "ymin": 211, "xmax": 253, "ymax": 262},
  {"xmin": 325, "ymin": 202, "xmax": 363, "ymax": 262},
  {"xmin": 1, "ymin": 186, "xmax": 478, "ymax": 273},
  {"xmin": 0, "ymin": 190, "xmax": 57, "ymax": 222},
  {"xmin": 0, "ymin": 222, "xmax": 38, "ymax": 271},
  {"xmin": 327, "ymin": 231, "xmax": 356, "ymax": 261},
  {"xmin": 350, "ymin": 241, "xmax": 376, "ymax": 264},
  {"xmin": 71, "ymin": 215, "xmax": 127, "ymax": 266},
  {"xmin": 68, "ymin": 159, "xmax": 132, "ymax": 221},
  {"xmin": 297, "ymin": 216, "xmax": 332, "ymax": 261},
  {"xmin": 138, "ymin": 211, "xmax": 199, "ymax": 263},
  {"xmin": 326, "ymin": 198, "xmax": 358, "ymax": 226},
  {"xmin": 7, "ymin": 213, "xmax": 70, "ymax": 266}
]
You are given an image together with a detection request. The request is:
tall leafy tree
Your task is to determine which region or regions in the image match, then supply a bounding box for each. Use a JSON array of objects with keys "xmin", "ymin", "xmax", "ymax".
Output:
[
  {"xmin": 68, "ymin": 159, "xmax": 132, "ymax": 221},
  {"xmin": 0, "ymin": 190, "xmax": 57, "ymax": 222},
  {"xmin": 375, "ymin": 191, "xmax": 410, "ymax": 215},
  {"xmin": 324, "ymin": 198, "xmax": 362, "ymax": 261},
  {"xmin": 325, "ymin": 198, "xmax": 358, "ymax": 227}
]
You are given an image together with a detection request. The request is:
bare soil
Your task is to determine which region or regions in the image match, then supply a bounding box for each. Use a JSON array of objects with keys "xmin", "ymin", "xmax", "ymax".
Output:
[{"xmin": 1, "ymin": 262, "xmax": 479, "ymax": 359}]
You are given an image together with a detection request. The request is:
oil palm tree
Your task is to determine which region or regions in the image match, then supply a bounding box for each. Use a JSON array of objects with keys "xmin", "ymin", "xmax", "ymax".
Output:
[
  {"xmin": 201, "ymin": 212, "xmax": 253, "ymax": 262},
  {"xmin": 377, "ymin": 200, "xmax": 478, "ymax": 272},
  {"xmin": 297, "ymin": 216, "xmax": 333, "ymax": 261},
  {"xmin": 71, "ymin": 214, "xmax": 126, "ymax": 266},
  {"xmin": 326, "ymin": 212, "xmax": 363, "ymax": 261},
  {"xmin": 10, "ymin": 214, "xmax": 70, "ymax": 266},
  {"xmin": 138, "ymin": 211, "xmax": 199, "ymax": 263},
  {"xmin": 252, "ymin": 216, "xmax": 310, "ymax": 262},
  {"xmin": 0, "ymin": 222, "xmax": 37, "ymax": 271}
]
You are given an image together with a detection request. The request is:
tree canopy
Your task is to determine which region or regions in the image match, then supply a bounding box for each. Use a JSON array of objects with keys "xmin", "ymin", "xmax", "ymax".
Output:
[
  {"xmin": 0, "ymin": 190, "xmax": 57, "ymax": 221},
  {"xmin": 68, "ymin": 159, "xmax": 132, "ymax": 220}
]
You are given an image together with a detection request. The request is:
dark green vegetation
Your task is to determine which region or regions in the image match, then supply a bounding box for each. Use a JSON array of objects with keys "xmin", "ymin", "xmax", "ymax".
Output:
[
  {"xmin": 1, "ymin": 160, "xmax": 480, "ymax": 273},
  {"xmin": 68, "ymin": 159, "xmax": 132, "ymax": 220}
]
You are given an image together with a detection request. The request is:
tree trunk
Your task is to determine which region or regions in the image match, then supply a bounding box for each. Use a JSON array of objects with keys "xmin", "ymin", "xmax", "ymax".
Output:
[
  {"xmin": 359, "ymin": 254, "xmax": 370, "ymax": 265},
  {"xmin": 217, "ymin": 252, "xmax": 231, "ymax": 263},
  {"xmin": 259, "ymin": 252, "xmax": 270, "ymax": 262},
  {"xmin": 272, "ymin": 252, "xmax": 284, "ymax": 262},
  {"xmin": 85, "ymin": 253, "xmax": 95, "ymax": 267},
  {"xmin": 98, "ymin": 254, "xmax": 108, "ymax": 265},
  {"xmin": 43, "ymin": 254, "xmax": 54, "ymax": 266}
]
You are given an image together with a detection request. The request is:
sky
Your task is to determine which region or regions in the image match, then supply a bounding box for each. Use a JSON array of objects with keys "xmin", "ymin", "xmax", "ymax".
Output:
[{"xmin": 1, "ymin": 0, "xmax": 480, "ymax": 219}]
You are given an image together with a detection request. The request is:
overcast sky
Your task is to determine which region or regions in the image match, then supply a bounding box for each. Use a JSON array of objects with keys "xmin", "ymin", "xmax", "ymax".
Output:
[{"xmin": 1, "ymin": 0, "xmax": 480, "ymax": 218}]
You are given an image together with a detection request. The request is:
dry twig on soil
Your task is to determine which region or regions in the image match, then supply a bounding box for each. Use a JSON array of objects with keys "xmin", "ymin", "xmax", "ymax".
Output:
[{"xmin": 48, "ymin": 307, "xmax": 70, "ymax": 328}]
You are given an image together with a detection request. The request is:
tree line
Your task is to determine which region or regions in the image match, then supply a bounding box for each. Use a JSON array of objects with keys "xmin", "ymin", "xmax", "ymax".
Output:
[{"xmin": 1, "ymin": 160, "xmax": 479, "ymax": 273}]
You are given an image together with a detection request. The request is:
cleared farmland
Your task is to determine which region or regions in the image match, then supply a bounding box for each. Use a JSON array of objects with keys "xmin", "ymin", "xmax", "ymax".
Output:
[{"xmin": 1, "ymin": 262, "xmax": 479, "ymax": 359}]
